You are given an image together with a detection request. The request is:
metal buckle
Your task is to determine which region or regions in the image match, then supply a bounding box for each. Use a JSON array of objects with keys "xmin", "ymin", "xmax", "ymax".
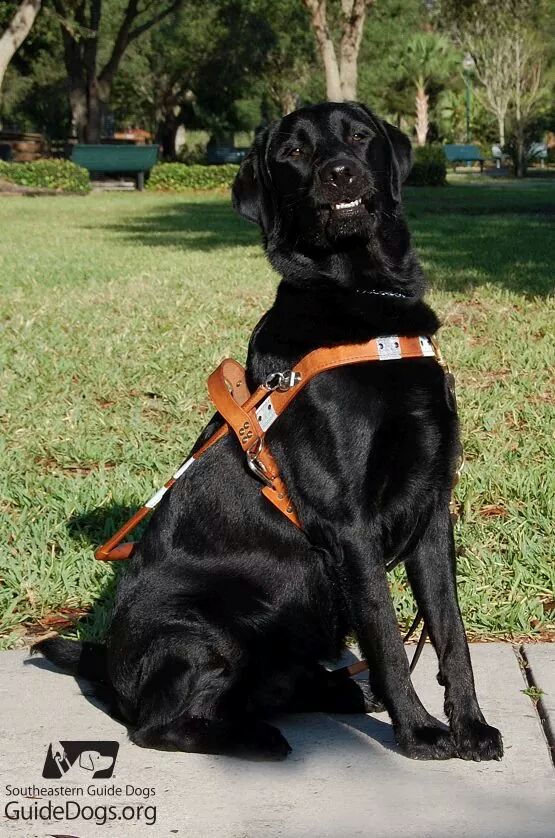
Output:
[
  {"xmin": 263, "ymin": 370, "xmax": 302, "ymax": 392},
  {"xmin": 246, "ymin": 438, "xmax": 273, "ymax": 487}
]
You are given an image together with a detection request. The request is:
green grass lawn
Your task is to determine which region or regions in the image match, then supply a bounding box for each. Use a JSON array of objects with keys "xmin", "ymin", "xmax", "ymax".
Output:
[{"xmin": 1, "ymin": 181, "xmax": 554, "ymax": 649}]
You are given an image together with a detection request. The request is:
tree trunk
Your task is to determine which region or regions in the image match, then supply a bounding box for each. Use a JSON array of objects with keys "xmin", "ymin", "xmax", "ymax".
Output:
[
  {"xmin": 303, "ymin": 0, "xmax": 343, "ymax": 101},
  {"xmin": 339, "ymin": 0, "xmax": 370, "ymax": 100},
  {"xmin": 339, "ymin": 40, "xmax": 359, "ymax": 100},
  {"xmin": 497, "ymin": 114, "xmax": 505, "ymax": 148},
  {"xmin": 85, "ymin": 79, "xmax": 102, "ymax": 144},
  {"xmin": 157, "ymin": 114, "xmax": 178, "ymax": 160},
  {"xmin": 415, "ymin": 84, "xmax": 428, "ymax": 146},
  {"xmin": 280, "ymin": 90, "xmax": 298, "ymax": 115},
  {"xmin": 0, "ymin": 0, "xmax": 41, "ymax": 95},
  {"xmin": 69, "ymin": 79, "xmax": 87, "ymax": 142},
  {"xmin": 515, "ymin": 125, "xmax": 526, "ymax": 178}
]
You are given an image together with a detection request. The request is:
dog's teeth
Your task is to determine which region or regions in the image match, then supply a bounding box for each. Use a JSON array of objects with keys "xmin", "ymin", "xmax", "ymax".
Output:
[{"xmin": 333, "ymin": 198, "xmax": 362, "ymax": 210}]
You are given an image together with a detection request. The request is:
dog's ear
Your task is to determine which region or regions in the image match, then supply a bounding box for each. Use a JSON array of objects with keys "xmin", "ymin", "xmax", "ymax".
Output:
[
  {"xmin": 354, "ymin": 104, "xmax": 412, "ymax": 203},
  {"xmin": 232, "ymin": 126, "xmax": 275, "ymax": 234},
  {"xmin": 381, "ymin": 120, "xmax": 413, "ymax": 203}
]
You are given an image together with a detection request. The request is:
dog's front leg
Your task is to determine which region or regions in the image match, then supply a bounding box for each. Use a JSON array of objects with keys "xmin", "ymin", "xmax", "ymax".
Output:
[
  {"xmin": 404, "ymin": 505, "xmax": 503, "ymax": 761},
  {"xmin": 349, "ymin": 553, "xmax": 457, "ymax": 759}
]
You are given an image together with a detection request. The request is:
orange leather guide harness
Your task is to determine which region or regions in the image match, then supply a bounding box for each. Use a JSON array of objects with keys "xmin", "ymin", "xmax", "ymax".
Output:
[{"xmin": 95, "ymin": 335, "xmax": 442, "ymax": 562}]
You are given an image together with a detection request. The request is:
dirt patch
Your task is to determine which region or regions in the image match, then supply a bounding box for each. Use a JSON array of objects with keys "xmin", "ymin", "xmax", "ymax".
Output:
[{"xmin": 0, "ymin": 179, "xmax": 61, "ymax": 197}]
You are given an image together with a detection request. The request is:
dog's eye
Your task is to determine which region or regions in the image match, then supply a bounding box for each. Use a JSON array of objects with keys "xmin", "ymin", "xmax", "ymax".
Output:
[
  {"xmin": 289, "ymin": 147, "xmax": 303, "ymax": 159},
  {"xmin": 350, "ymin": 133, "xmax": 366, "ymax": 143}
]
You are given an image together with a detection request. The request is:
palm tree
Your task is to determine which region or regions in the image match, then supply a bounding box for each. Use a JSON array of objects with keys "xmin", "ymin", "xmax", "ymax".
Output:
[{"xmin": 398, "ymin": 33, "xmax": 458, "ymax": 146}]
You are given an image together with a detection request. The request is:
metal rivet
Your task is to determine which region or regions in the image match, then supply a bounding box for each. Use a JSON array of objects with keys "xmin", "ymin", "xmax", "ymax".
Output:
[{"xmin": 286, "ymin": 507, "xmax": 293, "ymax": 514}]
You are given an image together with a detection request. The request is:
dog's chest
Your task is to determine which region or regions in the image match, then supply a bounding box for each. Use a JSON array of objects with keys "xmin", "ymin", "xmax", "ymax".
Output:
[{"xmin": 265, "ymin": 362, "xmax": 453, "ymax": 518}]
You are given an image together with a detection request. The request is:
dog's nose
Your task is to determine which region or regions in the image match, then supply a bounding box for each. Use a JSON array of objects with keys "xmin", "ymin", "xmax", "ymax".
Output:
[{"xmin": 320, "ymin": 159, "xmax": 355, "ymax": 189}]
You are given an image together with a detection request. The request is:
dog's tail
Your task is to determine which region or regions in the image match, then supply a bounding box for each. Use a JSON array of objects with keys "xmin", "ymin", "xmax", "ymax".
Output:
[{"xmin": 33, "ymin": 637, "xmax": 109, "ymax": 685}]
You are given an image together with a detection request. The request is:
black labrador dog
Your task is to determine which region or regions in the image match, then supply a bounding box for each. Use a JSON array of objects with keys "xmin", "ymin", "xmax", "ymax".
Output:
[{"xmin": 37, "ymin": 102, "xmax": 502, "ymax": 762}]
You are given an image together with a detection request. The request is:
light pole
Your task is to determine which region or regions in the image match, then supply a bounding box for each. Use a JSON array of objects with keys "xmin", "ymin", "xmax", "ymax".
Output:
[{"xmin": 462, "ymin": 53, "xmax": 475, "ymax": 143}]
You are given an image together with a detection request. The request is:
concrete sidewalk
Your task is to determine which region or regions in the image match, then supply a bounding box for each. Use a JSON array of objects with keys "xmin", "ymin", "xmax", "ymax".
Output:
[{"xmin": 0, "ymin": 644, "xmax": 553, "ymax": 837}]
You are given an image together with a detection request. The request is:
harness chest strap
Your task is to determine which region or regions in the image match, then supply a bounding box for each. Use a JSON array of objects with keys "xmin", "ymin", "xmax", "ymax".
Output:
[
  {"xmin": 95, "ymin": 335, "xmax": 439, "ymax": 561},
  {"xmin": 208, "ymin": 335, "xmax": 439, "ymax": 527}
]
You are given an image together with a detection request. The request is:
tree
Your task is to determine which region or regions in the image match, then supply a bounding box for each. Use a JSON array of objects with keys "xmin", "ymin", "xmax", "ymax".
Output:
[
  {"xmin": 0, "ymin": 0, "xmax": 41, "ymax": 98},
  {"xmin": 110, "ymin": 0, "xmax": 279, "ymax": 157},
  {"xmin": 356, "ymin": 0, "xmax": 428, "ymax": 125},
  {"xmin": 109, "ymin": 4, "xmax": 222, "ymax": 157},
  {"xmin": 302, "ymin": 0, "xmax": 373, "ymax": 100},
  {"xmin": 51, "ymin": 0, "xmax": 184, "ymax": 143},
  {"xmin": 509, "ymin": 26, "xmax": 546, "ymax": 177},
  {"xmin": 259, "ymin": 0, "xmax": 316, "ymax": 115},
  {"xmin": 397, "ymin": 32, "xmax": 457, "ymax": 146},
  {"xmin": 441, "ymin": 0, "xmax": 519, "ymax": 147},
  {"xmin": 441, "ymin": 0, "xmax": 553, "ymax": 173}
]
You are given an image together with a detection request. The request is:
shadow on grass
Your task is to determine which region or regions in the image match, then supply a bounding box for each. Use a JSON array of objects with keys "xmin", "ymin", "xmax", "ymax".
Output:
[
  {"xmin": 99, "ymin": 186, "xmax": 555, "ymax": 297},
  {"xmin": 103, "ymin": 199, "xmax": 259, "ymax": 252},
  {"xmin": 68, "ymin": 504, "xmax": 148, "ymax": 550},
  {"xmin": 65, "ymin": 504, "xmax": 148, "ymax": 643},
  {"xmin": 410, "ymin": 213, "xmax": 554, "ymax": 297}
]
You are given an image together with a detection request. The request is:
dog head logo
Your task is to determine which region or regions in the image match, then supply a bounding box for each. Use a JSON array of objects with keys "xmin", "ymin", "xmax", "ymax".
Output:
[{"xmin": 42, "ymin": 741, "xmax": 119, "ymax": 780}]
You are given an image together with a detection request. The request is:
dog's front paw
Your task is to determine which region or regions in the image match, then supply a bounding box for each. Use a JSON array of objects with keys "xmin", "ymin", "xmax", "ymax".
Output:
[
  {"xmin": 453, "ymin": 719, "xmax": 503, "ymax": 761},
  {"xmin": 395, "ymin": 723, "xmax": 458, "ymax": 760}
]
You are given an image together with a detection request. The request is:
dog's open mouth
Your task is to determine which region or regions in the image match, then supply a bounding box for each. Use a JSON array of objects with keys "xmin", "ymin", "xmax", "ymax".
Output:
[
  {"xmin": 316, "ymin": 191, "xmax": 375, "ymax": 239},
  {"xmin": 331, "ymin": 197, "xmax": 363, "ymax": 211}
]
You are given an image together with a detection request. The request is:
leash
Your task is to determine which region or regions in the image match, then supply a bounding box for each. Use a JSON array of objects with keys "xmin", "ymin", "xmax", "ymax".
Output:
[{"xmin": 94, "ymin": 333, "xmax": 457, "ymax": 677}]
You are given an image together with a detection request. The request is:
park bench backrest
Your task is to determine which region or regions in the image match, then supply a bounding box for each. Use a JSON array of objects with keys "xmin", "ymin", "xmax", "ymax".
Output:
[
  {"xmin": 71, "ymin": 144, "xmax": 159, "ymax": 173},
  {"xmin": 206, "ymin": 146, "xmax": 248, "ymax": 165},
  {"xmin": 443, "ymin": 144, "xmax": 484, "ymax": 162}
]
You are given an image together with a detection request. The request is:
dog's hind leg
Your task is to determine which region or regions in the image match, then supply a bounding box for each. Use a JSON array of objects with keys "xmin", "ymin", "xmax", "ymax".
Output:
[
  {"xmin": 131, "ymin": 715, "xmax": 291, "ymax": 759},
  {"xmin": 125, "ymin": 647, "xmax": 292, "ymax": 759},
  {"xmin": 404, "ymin": 505, "xmax": 503, "ymax": 761},
  {"xmin": 286, "ymin": 664, "xmax": 372, "ymax": 713}
]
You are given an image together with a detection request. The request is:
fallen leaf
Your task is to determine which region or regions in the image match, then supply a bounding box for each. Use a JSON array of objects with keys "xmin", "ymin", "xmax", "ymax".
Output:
[{"xmin": 479, "ymin": 504, "xmax": 508, "ymax": 517}]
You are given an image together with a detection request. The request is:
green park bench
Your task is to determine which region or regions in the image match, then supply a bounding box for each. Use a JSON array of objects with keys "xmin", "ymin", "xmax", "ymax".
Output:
[
  {"xmin": 206, "ymin": 145, "xmax": 248, "ymax": 164},
  {"xmin": 71, "ymin": 144, "xmax": 159, "ymax": 190},
  {"xmin": 443, "ymin": 144, "xmax": 485, "ymax": 172}
]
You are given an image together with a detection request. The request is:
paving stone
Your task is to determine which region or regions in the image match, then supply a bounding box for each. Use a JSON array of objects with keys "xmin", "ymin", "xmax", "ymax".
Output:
[
  {"xmin": 523, "ymin": 643, "xmax": 555, "ymax": 763},
  {"xmin": 0, "ymin": 645, "xmax": 553, "ymax": 837}
]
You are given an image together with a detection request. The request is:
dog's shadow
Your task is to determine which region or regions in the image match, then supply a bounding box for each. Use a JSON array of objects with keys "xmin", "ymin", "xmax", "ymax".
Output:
[
  {"xmin": 26, "ymin": 644, "xmax": 417, "ymax": 762},
  {"xmin": 67, "ymin": 503, "xmax": 149, "ymax": 555}
]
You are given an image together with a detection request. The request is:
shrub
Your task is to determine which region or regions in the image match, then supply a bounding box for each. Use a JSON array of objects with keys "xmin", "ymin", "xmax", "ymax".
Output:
[
  {"xmin": 146, "ymin": 163, "xmax": 240, "ymax": 191},
  {"xmin": 0, "ymin": 159, "xmax": 90, "ymax": 193},
  {"xmin": 406, "ymin": 144, "xmax": 447, "ymax": 186}
]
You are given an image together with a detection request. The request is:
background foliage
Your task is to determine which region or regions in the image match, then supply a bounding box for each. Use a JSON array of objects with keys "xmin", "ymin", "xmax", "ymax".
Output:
[
  {"xmin": 146, "ymin": 162, "xmax": 240, "ymax": 191},
  {"xmin": 1, "ymin": 0, "xmax": 552, "ymax": 157},
  {"xmin": 0, "ymin": 158, "xmax": 90, "ymax": 191}
]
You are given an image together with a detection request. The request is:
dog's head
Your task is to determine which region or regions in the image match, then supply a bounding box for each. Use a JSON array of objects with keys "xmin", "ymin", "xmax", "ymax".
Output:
[{"xmin": 233, "ymin": 102, "xmax": 412, "ymax": 253}]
